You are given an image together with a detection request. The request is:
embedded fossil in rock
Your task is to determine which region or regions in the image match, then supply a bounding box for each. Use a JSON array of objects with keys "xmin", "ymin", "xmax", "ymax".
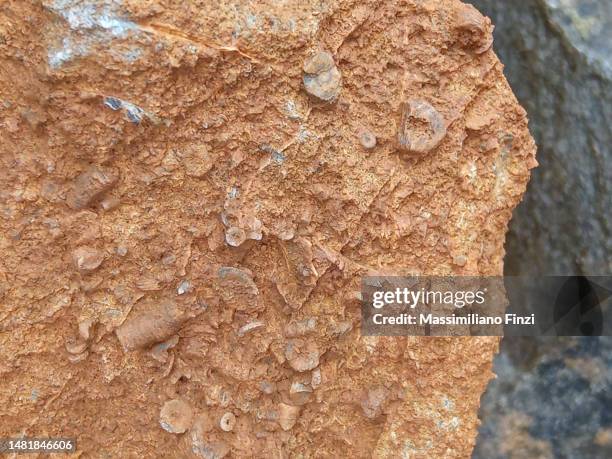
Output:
[
  {"xmin": 284, "ymin": 339, "xmax": 320, "ymax": 372},
  {"xmin": 302, "ymin": 51, "xmax": 342, "ymax": 102},
  {"xmin": 285, "ymin": 317, "xmax": 317, "ymax": 338},
  {"xmin": 219, "ymin": 412, "xmax": 236, "ymax": 432},
  {"xmin": 454, "ymin": 3, "xmax": 494, "ymax": 54},
  {"xmin": 358, "ymin": 128, "xmax": 377, "ymax": 149},
  {"xmin": 160, "ymin": 399, "xmax": 194, "ymax": 434},
  {"xmin": 361, "ymin": 386, "xmax": 390, "ymax": 419},
  {"xmin": 115, "ymin": 300, "xmax": 188, "ymax": 351},
  {"xmin": 224, "ymin": 226, "xmax": 247, "ymax": 247},
  {"xmin": 188, "ymin": 415, "xmax": 230, "ymax": 459},
  {"xmin": 278, "ymin": 403, "xmax": 301, "ymax": 431},
  {"xmin": 397, "ymin": 99, "xmax": 447, "ymax": 154},
  {"xmin": 72, "ymin": 246, "xmax": 104, "ymax": 272},
  {"xmin": 275, "ymin": 237, "xmax": 320, "ymax": 310},
  {"xmin": 215, "ymin": 266, "xmax": 259, "ymax": 311},
  {"xmin": 221, "ymin": 208, "xmax": 263, "ymax": 247},
  {"xmin": 66, "ymin": 165, "xmax": 118, "ymax": 210}
]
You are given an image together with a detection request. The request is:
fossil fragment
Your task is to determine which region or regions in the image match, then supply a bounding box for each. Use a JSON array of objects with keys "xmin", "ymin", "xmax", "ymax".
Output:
[
  {"xmin": 259, "ymin": 381, "xmax": 277, "ymax": 395},
  {"xmin": 67, "ymin": 351, "xmax": 89, "ymax": 363},
  {"xmin": 238, "ymin": 320, "xmax": 265, "ymax": 337},
  {"xmin": 311, "ymin": 368, "xmax": 322, "ymax": 389},
  {"xmin": 397, "ymin": 99, "xmax": 447, "ymax": 155},
  {"xmin": 358, "ymin": 129, "xmax": 377, "ymax": 149},
  {"xmin": 224, "ymin": 226, "xmax": 246, "ymax": 247},
  {"xmin": 285, "ymin": 339, "xmax": 320, "ymax": 372},
  {"xmin": 160, "ymin": 399, "xmax": 194, "ymax": 434},
  {"xmin": 115, "ymin": 300, "xmax": 187, "ymax": 351},
  {"xmin": 289, "ymin": 380, "xmax": 313, "ymax": 405},
  {"xmin": 190, "ymin": 415, "xmax": 230, "ymax": 458},
  {"xmin": 275, "ymin": 238, "xmax": 319, "ymax": 309},
  {"xmin": 66, "ymin": 165, "xmax": 118, "ymax": 210},
  {"xmin": 177, "ymin": 279, "xmax": 191, "ymax": 295},
  {"xmin": 183, "ymin": 145, "xmax": 214, "ymax": 178},
  {"xmin": 216, "ymin": 267, "xmax": 259, "ymax": 303},
  {"xmin": 65, "ymin": 337, "xmax": 87, "ymax": 355},
  {"xmin": 303, "ymin": 51, "xmax": 342, "ymax": 102},
  {"xmin": 453, "ymin": 254, "xmax": 468, "ymax": 267},
  {"xmin": 219, "ymin": 412, "xmax": 236, "ymax": 432},
  {"xmin": 100, "ymin": 196, "xmax": 120, "ymax": 211},
  {"xmin": 222, "ymin": 212, "xmax": 262, "ymax": 247},
  {"xmin": 361, "ymin": 386, "xmax": 389, "ymax": 419},
  {"xmin": 285, "ymin": 318, "xmax": 316, "ymax": 338},
  {"xmin": 78, "ymin": 318, "xmax": 95, "ymax": 341},
  {"xmin": 72, "ymin": 246, "xmax": 104, "ymax": 272},
  {"xmin": 136, "ymin": 275, "xmax": 162, "ymax": 291},
  {"xmin": 278, "ymin": 403, "xmax": 301, "ymax": 431},
  {"xmin": 454, "ymin": 3, "xmax": 494, "ymax": 54},
  {"xmin": 150, "ymin": 334, "xmax": 179, "ymax": 362}
]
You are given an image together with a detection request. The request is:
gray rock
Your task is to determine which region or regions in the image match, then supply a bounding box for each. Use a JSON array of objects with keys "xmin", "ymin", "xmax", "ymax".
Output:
[
  {"xmin": 474, "ymin": 337, "xmax": 612, "ymax": 459},
  {"xmin": 469, "ymin": 0, "xmax": 611, "ymax": 278},
  {"xmin": 468, "ymin": 1, "xmax": 612, "ymax": 457}
]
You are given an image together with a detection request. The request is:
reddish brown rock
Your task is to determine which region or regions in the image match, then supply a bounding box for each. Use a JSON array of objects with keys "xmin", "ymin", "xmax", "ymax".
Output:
[{"xmin": 0, "ymin": 0, "xmax": 536, "ymax": 457}]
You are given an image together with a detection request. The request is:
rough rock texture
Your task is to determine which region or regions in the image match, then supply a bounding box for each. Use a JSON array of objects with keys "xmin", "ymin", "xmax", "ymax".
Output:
[
  {"xmin": 0, "ymin": 1, "xmax": 535, "ymax": 457},
  {"xmin": 467, "ymin": 1, "xmax": 611, "ymax": 457}
]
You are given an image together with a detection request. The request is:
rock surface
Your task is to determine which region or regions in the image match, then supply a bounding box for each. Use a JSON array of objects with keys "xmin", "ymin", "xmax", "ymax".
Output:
[{"xmin": 0, "ymin": 0, "xmax": 535, "ymax": 456}]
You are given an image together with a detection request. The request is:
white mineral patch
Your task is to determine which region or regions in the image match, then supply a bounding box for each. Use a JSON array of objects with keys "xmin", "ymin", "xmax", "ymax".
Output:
[{"xmin": 47, "ymin": 0, "xmax": 140, "ymax": 68}]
